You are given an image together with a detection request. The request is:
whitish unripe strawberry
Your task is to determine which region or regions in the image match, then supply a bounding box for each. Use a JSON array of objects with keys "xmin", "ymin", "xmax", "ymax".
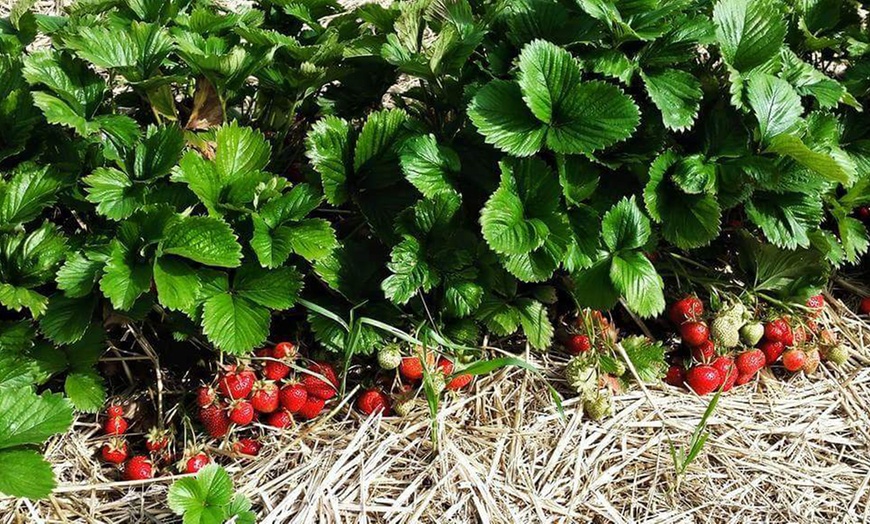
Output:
[
  {"xmin": 711, "ymin": 315, "xmax": 741, "ymax": 348},
  {"xmin": 739, "ymin": 322, "xmax": 764, "ymax": 346},
  {"xmin": 377, "ymin": 345, "xmax": 402, "ymax": 370},
  {"xmin": 427, "ymin": 373, "xmax": 446, "ymax": 395},
  {"xmin": 565, "ymin": 356, "xmax": 598, "ymax": 396},
  {"xmin": 393, "ymin": 397, "xmax": 418, "ymax": 417},
  {"xmin": 583, "ymin": 393, "xmax": 612, "ymax": 421}
]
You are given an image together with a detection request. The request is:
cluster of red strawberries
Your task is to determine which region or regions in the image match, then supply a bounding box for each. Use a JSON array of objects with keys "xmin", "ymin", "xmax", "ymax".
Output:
[
  {"xmin": 99, "ymin": 404, "xmax": 175, "ymax": 480},
  {"xmin": 360, "ymin": 347, "xmax": 475, "ymax": 416},
  {"xmin": 197, "ymin": 342, "xmax": 338, "ymax": 435},
  {"xmin": 664, "ymin": 294, "xmax": 848, "ymax": 396}
]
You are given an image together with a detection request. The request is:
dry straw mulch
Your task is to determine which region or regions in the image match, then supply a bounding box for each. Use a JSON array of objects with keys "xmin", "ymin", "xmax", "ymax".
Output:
[{"xmin": 2, "ymin": 286, "xmax": 870, "ymax": 524}]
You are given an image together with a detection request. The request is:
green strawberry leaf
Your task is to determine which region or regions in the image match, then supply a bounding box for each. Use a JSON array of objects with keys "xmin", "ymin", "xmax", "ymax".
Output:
[
  {"xmin": 601, "ymin": 196, "xmax": 651, "ymax": 253},
  {"xmin": 468, "ymin": 80, "xmax": 546, "ymax": 157},
  {"xmin": 0, "ymin": 449, "xmax": 56, "ymax": 499},
  {"xmin": 233, "ymin": 264, "xmax": 302, "ymax": 310},
  {"xmin": 644, "ymin": 152, "xmax": 721, "ymax": 249},
  {"xmin": 83, "ymin": 168, "xmax": 145, "ymax": 220},
  {"xmin": 64, "ymin": 371, "xmax": 106, "ymax": 413},
  {"xmin": 713, "ymin": 0, "xmax": 787, "ymax": 71},
  {"xmin": 201, "ymin": 293, "xmax": 270, "ymax": 355},
  {"xmin": 306, "ymin": 116, "xmax": 352, "ymax": 206},
  {"xmin": 480, "ymin": 158, "xmax": 561, "ymax": 256},
  {"xmin": 610, "ymin": 251, "xmax": 665, "ymax": 318},
  {"xmin": 162, "ymin": 216, "xmax": 242, "ymax": 268},
  {"xmin": 746, "ymin": 73, "xmax": 802, "ymax": 142},
  {"xmin": 39, "ymin": 294, "xmax": 95, "ymax": 345},
  {"xmin": 99, "ymin": 243, "xmax": 152, "ymax": 311},
  {"xmin": 168, "ymin": 464, "xmax": 233, "ymax": 524},
  {"xmin": 641, "ymin": 68, "xmax": 703, "ymax": 131},
  {"xmin": 153, "ymin": 257, "xmax": 201, "ymax": 311},
  {"xmin": 0, "ymin": 388, "xmax": 73, "ymax": 449}
]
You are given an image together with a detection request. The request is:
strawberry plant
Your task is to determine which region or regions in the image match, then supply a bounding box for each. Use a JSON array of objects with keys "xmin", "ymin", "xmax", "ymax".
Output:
[{"xmin": 2, "ymin": 0, "xmax": 870, "ymax": 504}]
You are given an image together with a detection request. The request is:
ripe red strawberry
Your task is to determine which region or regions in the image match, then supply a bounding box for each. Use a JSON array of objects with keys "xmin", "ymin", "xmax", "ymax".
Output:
[
  {"xmin": 106, "ymin": 404, "xmax": 124, "ymax": 418},
  {"xmin": 185, "ymin": 453, "xmax": 209, "ymax": 474},
  {"xmin": 859, "ymin": 206, "xmax": 870, "ymax": 220},
  {"xmin": 680, "ymin": 322, "xmax": 710, "ymax": 347},
  {"xmin": 685, "ymin": 365, "xmax": 722, "ymax": 396},
  {"xmin": 266, "ymin": 410, "xmax": 293, "ymax": 428},
  {"xmin": 447, "ymin": 373, "xmax": 474, "ymax": 390},
  {"xmin": 302, "ymin": 362, "xmax": 338, "ymax": 400},
  {"xmin": 669, "ymin": 296, "xmax": 704, "ymax": 325},
  {"xmin": 736, "ymin": 349, "xmax": 766, "ymax": 377},
  {"xmin": 806, "ymin": 294, "xmax": 825, "ymax": 316},
  {"xmin": 251, "ymin": 381, "xmax": 280, "ymax": 413},
  {"xmin": 229, "ymin": 400, "xmax": 255, "ymax": 425},
  {"xmin": 764, "ymin": 319, "xmax": 791, "ymax": 344},
  {"xmin": 263, "ymin": 359, "xmax": 291, "ymax": 381},
  {"xmin": 101, "ymin": 438, "xmax": 128, "ymax": 464},
  {"xmin": 736, "ymin": 373, "xmax": 754, "ymax": 386},
  {"xmin": 357, "ymin": 388, "xmax": 390, "ymax": 415},
  {"xmin": 400, "ymin": 357, "xmax": 424, "ymax": 381},
  {"xmin": 104, "ymin": 416, "xmax": 128, "ymax": 436},
  {"xmin": 298, "ymin": 397, "xmax": 326, "ymax": 420},
  {"xmin": 232, "ymin": 438, "xmax": 262, "ymax": 456},
  {"xmin": 712, "ymin": 356, "xmax": 738, "ymax": 392},
  {"xmin": 145, "ymin": 428, "xmax": 170, "ymax": 453},
  {"xmin": 399, "ymin": 353, "xmax": 436, "ymax": 381},
  {"xmin": 691, "ymin": 340, "xmax": 716, "ymax": 362},
  {"xmin": 279, "ymin": 383, "xmax": 308, "ymax": 413},
  {"xmin": 782, "ymin": 349, "xmax": 807, "ymax": 372},
  {"xmin": 711, "ymin": 356, "xmax": 736, "ymax": 383},
  {"xmin": 565, "ymin": 334, "xmax": 592, "ymax": 355},
  {"xmin": 199, "ymin": 403, "xmax": 230, "ymax": 438},
  {"xmin": 664, "ymin": 365, "xmax": 686, "ymax": 387},
  {"xmin": 760, "ymin": 340, "xmax": 785, "ymax": 364},
  {"xmin": 196, "ymin": 385, "xmax": 216, "ymax": 407},
  {"xmin": 273, "ymin": 342, "xmax": 296, "ymax": 359},
  {"xmin": 124, "ymin": 456, "xmax": 153, "ymax": 480},
  {"xmin": 860, "ymin": 297, "xmax": 870, "ymax": 315},
  {"xmin": 436, "ymin": 358, "xmax": 454, "ymax": 375},
  {"xmin": 722, "ymin": 368, "xmax": 738, "ymax": 391},
  {"xmin": 216, "ymin": 368, "xmax": 256, "ymax": 400},
  {"xmin": 254, "ymin": 347, "xmax": 272, "ymax": 358}
]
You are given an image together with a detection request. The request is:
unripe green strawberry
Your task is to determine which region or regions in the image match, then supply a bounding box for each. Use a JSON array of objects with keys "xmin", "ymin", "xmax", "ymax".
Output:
[
  {"xmin": 393, "ymin": 397, "xmax": 418, "ymax": 417},
  {"xmin": 583, "ymin": 393, "xmax": 612, "ymax": 421},
  {"xmin": 377, "ymin": 345, "xmax": 402, "ymax": 370},
  {"xmin": 711, "ymin": 315, "xmax": 741, "ymax": 348},
  {"xmin": 825, "ymin": 344, "xmax": 849, "ymax": 365},
  {"xmin": 611, "ymin": 360, "xmax": 626, "ymax": 377},
  {"xmin": 739, "ymin": 322, "xmax": 764, "ymax": 346},
  {"xmin": 427, "ymin": 373, "xmax": 446, "ymax": 395},
  {"xmin": 722, "ymin": 302, "xmax": 747, "ymax": 322},
  {"xmin": 565, "ymin": 356, "xmax": 597, "ymax": 396}
]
